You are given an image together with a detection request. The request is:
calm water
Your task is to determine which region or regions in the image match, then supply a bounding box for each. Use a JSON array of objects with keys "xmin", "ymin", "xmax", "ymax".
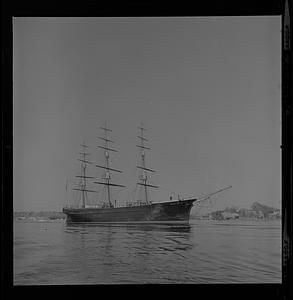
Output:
[{"xmin": 13, "ymin": 219, "xmax": 281, "ymax": 284}]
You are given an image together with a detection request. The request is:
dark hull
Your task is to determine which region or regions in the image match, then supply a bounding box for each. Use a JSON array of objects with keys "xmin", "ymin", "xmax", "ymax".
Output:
[{"xmin": 63, "ymin": 199, "xmax": 196, "ymax": 224}]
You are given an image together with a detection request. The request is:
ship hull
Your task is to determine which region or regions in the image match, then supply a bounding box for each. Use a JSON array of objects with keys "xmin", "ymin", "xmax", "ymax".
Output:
[{"xmin": 63, "ymin": 199, "xmax": 196, "ymax": 224}]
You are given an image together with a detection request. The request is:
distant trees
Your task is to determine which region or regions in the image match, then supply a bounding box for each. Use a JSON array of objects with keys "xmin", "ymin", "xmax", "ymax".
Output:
[
  {"xmin": 13, "ymin": 211, "xmax": 66, "ymax": 220},
  {"xmin": 210, "ymin": 211, "xmax": 224, "ymax": 220},
  {"xmin": 224, "ymin": 206, "xmax": 238, "ymax": 213},
  {"xmin": 209, "ymin": 202, "xmax": 280, "ymax": 220},
  {"xmin": 250, "ymin": 202, "xmax": 277, "ymax": 218}
]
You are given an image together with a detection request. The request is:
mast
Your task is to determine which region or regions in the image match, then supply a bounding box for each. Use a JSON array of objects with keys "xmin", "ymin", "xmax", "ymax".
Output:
[
  {"xmin": 136, "ymin": 122, "xmax": 158, "ymax": 205},
  {"xmin": 94, "ymin": 122, "xmax": 125, "ymax": 207},
  {"xmin": 73, "ymin": 143, "xmax": 98, "ymax": 208}
]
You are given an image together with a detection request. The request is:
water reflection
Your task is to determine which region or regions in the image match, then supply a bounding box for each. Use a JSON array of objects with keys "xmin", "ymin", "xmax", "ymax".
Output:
[
  {"xmin": 65, "ymin": 223, "xmax": 192, "ymax": 233},
  {"xmin": 62, "ymin": 222, "xmax": 195, "ymax": 283},
  {"xmin": 64, "ymin": 223, "xmax": 194, "ymax": 265},
  {"xmin": 124, "ymin": 224, "xmax": 192, "ymax": 233}
]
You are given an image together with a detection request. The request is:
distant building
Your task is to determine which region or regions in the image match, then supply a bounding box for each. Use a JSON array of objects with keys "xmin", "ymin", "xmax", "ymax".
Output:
[
  {"xmin": 268, "ymin": 211, "xmax": 281, "ymax": 220},
  {"xmin": 222, "ymin": 212, "xmax": 239, "ymax": 220}
]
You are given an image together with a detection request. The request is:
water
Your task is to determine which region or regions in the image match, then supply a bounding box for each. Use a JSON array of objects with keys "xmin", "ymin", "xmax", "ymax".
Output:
[{"xmin": 13, "ymin": 219, "xmax": 281, "ymax": 284}]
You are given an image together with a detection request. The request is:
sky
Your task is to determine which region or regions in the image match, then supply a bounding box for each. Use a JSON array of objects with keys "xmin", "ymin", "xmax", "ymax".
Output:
[{"xmin": 13, "ymin": 16, "xmax": 281, "ymax": 212}]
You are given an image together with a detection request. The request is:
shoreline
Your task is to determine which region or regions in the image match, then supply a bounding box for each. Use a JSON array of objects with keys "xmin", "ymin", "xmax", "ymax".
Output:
[{"xmin": 13, "ymin": 217, "xmax": 281, "ymax": 224}]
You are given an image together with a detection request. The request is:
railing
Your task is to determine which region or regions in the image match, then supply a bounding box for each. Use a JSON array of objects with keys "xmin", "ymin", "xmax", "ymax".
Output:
[
  {"xmin": 63, "ymin": 205, "xmax": 81, "ymax": 209},
  {"xmin": 126, "ymin": 201, "xmax": 148, "ymax": 207}
]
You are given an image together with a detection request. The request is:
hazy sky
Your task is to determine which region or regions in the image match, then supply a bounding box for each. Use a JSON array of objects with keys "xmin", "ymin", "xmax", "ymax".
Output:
[{"xmin": 13, "ymin": 17, "xmax": 281, "ymax": 212}]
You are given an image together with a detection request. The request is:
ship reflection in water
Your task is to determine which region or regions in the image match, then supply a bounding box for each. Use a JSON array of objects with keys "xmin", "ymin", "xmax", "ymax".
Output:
[
  {"xmin": 13, "ymin": 219, "xmax": 281, "ymax": 284},
  {"xmin": 66, "ymin": 223, "xmax": 192, "ymax": 233},
  {"xmin": 65, "ymin": 223, "xmax": 194, "ymax": 271}
]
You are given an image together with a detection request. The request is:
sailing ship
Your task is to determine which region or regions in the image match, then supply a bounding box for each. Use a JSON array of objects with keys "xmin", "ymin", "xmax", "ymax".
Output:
[{"xmin": 63, "ymin": 123, "xmax": 222, "ymax": 224}]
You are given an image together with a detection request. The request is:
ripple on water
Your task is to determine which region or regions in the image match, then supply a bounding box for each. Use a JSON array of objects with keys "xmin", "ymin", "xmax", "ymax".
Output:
[{"xmin": 13, "ymin": 220, "xmax": 281, "ymax": 284}]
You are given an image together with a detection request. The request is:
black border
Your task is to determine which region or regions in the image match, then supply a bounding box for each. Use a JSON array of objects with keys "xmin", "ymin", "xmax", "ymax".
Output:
[{"xmin": 1, "ymin": 1, "xmax": 292, "ymax": 299}]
